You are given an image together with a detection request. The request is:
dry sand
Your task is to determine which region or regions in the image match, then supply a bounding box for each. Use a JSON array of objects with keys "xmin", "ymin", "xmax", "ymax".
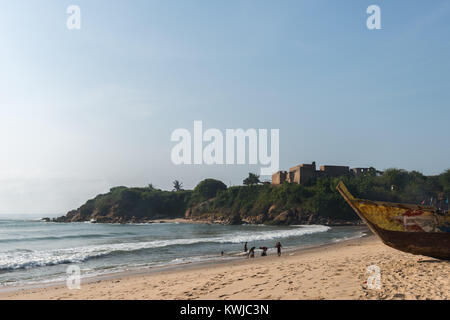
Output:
[{"xmin": 1, "ymin": 235, "xmax": 448, "ymax": 300}]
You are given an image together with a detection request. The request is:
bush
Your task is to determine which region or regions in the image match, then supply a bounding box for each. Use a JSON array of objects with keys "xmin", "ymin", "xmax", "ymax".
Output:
[{"xmin": 191, "ymin": 179, "xmax": 227, "ymax": 204}]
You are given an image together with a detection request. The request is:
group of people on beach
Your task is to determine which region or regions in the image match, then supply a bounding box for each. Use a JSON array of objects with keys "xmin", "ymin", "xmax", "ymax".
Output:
[{"xmin": 243, "ymin": 241, "xmax": 282, "ymax": 258}]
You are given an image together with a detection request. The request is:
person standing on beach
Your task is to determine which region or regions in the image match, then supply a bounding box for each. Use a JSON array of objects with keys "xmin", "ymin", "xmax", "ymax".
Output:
[
  {"xmin": 244, "ymin": 242, "xmax": 248, "ymax": 253},
  {"xmin": 275, "ymin": 242, "xmax": 282, "ymax": 257}
]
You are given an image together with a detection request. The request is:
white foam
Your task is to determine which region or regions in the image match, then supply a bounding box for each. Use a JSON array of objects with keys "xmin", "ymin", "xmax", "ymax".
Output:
[
  {"xmin": 331, "ymin": 231, "xmax": 366, "ymax": 243},
  {"xmin": 0, "ymin": 225, "xmax": 330, "ymax": 271}
]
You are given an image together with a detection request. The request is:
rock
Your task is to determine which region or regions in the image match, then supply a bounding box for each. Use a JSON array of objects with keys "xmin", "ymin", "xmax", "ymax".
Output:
[
  {"xmin": 242, "ymin": 214, "xmax": 265, "ymax": 225},
  {"xmin": 185, "ymin": 208, "xmax": 192, "ymax": 219},
  {"xmin": 228, "ymin": 214, "xmax": 242, "ymax": 225},
  {"xmin": 271, "ymin": 209, "xmax": 298, "ymax": 225}
]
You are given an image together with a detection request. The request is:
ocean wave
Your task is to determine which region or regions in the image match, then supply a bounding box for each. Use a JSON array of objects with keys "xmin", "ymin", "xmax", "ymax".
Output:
[
  {"xmin": 0, "ymin": 233, "xmax": 116, "ymax": 243},
  {"xmin": 220, "ymin": 225, "xmax": 330, "ymax": 243},
  {"xmin": 0, "ymin": 225, "xmax": 330, "ymax": 271},
  {"xmin": 331, "ymin": 231, "xmax": 367, "ymax": 243}
]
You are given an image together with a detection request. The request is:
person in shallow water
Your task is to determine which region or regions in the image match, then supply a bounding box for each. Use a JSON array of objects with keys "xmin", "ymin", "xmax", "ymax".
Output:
[
  {"xmin": 260, "ymin": 246, "xmax": 268, "ymax": 257},
  {"xmin": 248, "ymin": 247, "xmax": 255, "ymax": 258},
  {"xmin": 244, "ymin": 242, "xmax": 248, "ymax": 252},
  {"xmin": 276, "ymin": 242, "xmax": 282, "ymax": 256}
]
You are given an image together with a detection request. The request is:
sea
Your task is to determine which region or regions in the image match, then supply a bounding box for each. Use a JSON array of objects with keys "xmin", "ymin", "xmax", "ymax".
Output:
[{"xmin": 0, "ymin": 215, "xmax": 368, "ymax": 288}]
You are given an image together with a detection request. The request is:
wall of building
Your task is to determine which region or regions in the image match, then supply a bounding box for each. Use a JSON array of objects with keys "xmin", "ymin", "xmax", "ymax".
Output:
[
  {"xmin": 299, "ymin": 166, "xmax": 316, "ymax": 185},
  {"xmin": 271, "ymin": 171, "xmax": 287, "ymax": 185},
  {"xmin": 288, "ymin": 163, "xmax": 317, "ymax": 185},
  {"xmin": 272, "ymin": 162, "xmax": 371, "ymax": 186},
  {"xmin": 319, "ymin": 165, "xmax": 350, "ymax": 177}
]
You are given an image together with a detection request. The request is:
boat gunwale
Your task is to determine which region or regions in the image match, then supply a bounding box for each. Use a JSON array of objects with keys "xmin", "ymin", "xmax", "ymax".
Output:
[{"xmin": 350, "ymin": 198, "xmax": 435, "ymax": 212}]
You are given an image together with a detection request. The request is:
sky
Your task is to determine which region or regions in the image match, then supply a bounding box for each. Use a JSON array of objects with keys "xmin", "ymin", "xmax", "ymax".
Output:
[{"xmin": 0, "ymin": 0, "xmax": 449, "ymax": 214}]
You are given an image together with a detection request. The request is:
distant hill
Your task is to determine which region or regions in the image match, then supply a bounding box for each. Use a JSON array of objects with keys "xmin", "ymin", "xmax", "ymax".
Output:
[{"xmin": 54, "ymin": 169, "xmax": 450, "ymax": 225}]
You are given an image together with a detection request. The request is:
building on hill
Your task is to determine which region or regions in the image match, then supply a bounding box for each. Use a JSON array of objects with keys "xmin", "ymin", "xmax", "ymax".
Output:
[
  {"xmin": 319, "ymin": 165, "xmax": 350, "ymax": 177},
  {"xmin": 352, "ymin": 168, "xmax": 371, "ymax": 176},
  {"xmin": 271, "ymin": 170, "xmax": 288, "ymax": 185},
  {"xmin": 272, "ymin": 162, "xmax": 371, "ymax": 186},
  {"xmin": 288, "ymin": 162, "xmax": 317, "ymax": 185}
]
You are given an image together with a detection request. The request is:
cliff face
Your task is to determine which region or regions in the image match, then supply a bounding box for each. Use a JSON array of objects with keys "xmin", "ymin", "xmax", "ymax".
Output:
[
  {"xmin": 184, "ymin": 182, "xmax": 361, "ymax": 226},
  {"xmin": 185, "ymin": 200, "xmax": 360, "ymax": 226}
]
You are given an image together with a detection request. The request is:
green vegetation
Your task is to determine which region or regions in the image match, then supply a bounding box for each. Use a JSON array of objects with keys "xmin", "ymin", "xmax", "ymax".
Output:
[
  {"xmin": 243, "ymin": 173, "xmax": 261, "ymax": 186},
  {"xmin": 189, "ymin": 179, "xmax": 227, "ymax": 205},
  {"xmin": 172, "ymin": 180, "xmax": 183, "ymax": 192},
  {"xmin": 192, "ymin": 179, "xmax": 356, "ymax": 223},
  {"xmin": 343, "ymin": 168, "xmax": 449, "ymax": 205},
  {"xmin": 189, "ymin": 169, "xmax": 450, "ymax": 224},
  {"xmin": 58, "ymin": 185, "xmax": 192, "ymax": 223},
  {"xmin": 57, "ymin": 168, "xmax": 450, "ymax": 224}
]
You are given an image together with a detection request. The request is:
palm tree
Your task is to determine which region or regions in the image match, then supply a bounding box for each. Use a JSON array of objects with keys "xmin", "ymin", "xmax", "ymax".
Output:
[{"xmin": 172, "ymin": 180, "xmax": 183, "ymax": 191}]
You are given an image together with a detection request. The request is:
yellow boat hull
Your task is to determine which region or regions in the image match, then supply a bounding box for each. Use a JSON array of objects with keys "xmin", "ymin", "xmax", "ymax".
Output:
[{"xmin": 337, "ymin": 182, "xmax": 450, "ymax": 260}]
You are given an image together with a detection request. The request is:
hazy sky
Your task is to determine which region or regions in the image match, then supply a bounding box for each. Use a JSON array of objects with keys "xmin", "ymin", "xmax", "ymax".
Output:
[{"xmin": 1, "ymin": 0, "xmax": 449, "ymax": 214}]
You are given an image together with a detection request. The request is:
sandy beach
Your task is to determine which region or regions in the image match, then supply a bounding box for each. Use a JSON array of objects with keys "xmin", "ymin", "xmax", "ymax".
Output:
[{"xmin": 1, "ymin": 235, "xmax": 448, "ymax": 300}]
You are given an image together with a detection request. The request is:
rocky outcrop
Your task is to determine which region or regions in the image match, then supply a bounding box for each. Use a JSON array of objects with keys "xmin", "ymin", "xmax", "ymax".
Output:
[
  {"xmin": 53, "ymin": 187, "xmax": 191, "ymax": 223},
  {"xmin": 53, "ymin": 182, "xmax": 362, "ymax": 226},
  {"xmin": 185, "ymin": 200, "xmax": 361, "ymax": 226}
]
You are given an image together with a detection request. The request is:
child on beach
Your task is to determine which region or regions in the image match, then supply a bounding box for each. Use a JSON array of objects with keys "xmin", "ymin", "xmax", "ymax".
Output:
[
  {"xmin": 248, "ymin": 247, "xmax": 255, "ymax": 258},
  {"xmin": 260, "ymin": 246, "xmax": 268, "ymax": 257}
]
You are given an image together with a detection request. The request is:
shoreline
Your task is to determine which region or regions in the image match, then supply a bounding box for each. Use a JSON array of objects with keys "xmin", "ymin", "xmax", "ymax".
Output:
[
  {"xmin": 48, "ymin": 216, "xmax": 363, "ymax": 226},
  {"xmin": 2, "ymin": 233, "xmax": 448, "ymax": 300},
  {"xmin": 0, "ymin": 229, "xmax": 369, "ymax": 294}
]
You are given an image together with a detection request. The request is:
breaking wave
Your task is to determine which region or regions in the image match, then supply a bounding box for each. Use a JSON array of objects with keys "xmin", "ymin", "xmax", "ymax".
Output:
[{"xmin": 0, "ymin": 225, "xmax": 329, "ymax": 271}]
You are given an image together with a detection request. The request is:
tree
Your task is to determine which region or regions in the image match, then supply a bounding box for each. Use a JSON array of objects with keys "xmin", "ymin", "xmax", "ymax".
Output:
[
  {"xmin": 243, "ymin": 173, "xmax": 261, "ymax": 186},
  {"xmin": 367, "ymin": 167, "xmax": 379, "ymax": 176},
  {"xmin": 172, "ymin": 180, "xmax": 183, "ymax": 192},
  {"xmin": 382, "ymin": 169, "xmax": 410, "ymax": 191},
  {"xmin": 193, "ymin": 179, "xmax": 227, "ymax": 200}
]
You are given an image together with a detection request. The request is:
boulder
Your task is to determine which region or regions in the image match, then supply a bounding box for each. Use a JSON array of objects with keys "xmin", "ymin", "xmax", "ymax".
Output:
[{"xmin": 271, "ymin": 209, "xmax": 298, "ymax": 225}]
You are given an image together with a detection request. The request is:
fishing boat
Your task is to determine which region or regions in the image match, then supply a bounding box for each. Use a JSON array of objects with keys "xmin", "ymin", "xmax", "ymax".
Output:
[{"xmin": 336, "ymin": 182, "xmax": 450, "ymax": 260}]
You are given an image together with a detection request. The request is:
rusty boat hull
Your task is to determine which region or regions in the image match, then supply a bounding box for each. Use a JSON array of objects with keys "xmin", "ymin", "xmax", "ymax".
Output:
[{"xmin": 337, "ymin": 182, "xmax": 450, "ymax": 260}]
